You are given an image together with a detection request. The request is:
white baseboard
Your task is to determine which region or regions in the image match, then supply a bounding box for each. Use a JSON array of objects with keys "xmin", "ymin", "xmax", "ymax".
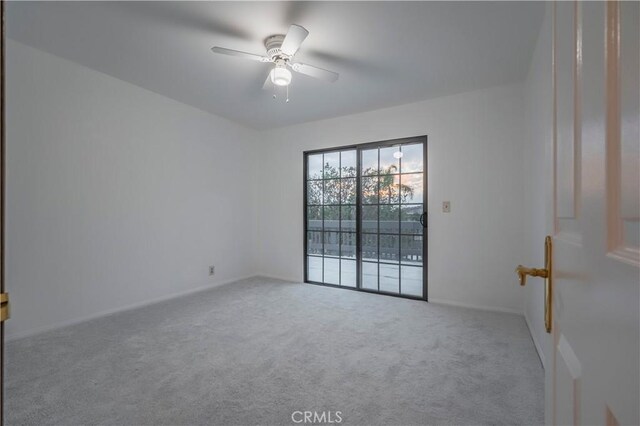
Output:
[
  {"xmin": 255, "ymin": 273, "xmax": 299, "ymax": 283},
  {"xmin": 428, "ymin": 297, "xmax": 523, "ymax": 315},
  {"xmin": 257, "ymin": 278, "xmax": 525, "ymax": 316},
  {"xmin": 9, "ymin": 275, "xmax": 530, "ymax": 343},
  {"xmin": 6, "ymin": 274, "xmax": 257, "ymax": 342},
  {"xmin": 524, "ymin": 311, "xmax": 546, "ymax": 369}
]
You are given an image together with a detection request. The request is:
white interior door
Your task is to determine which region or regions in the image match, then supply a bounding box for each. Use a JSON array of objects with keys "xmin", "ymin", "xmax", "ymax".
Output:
[{"xmin": 546, "ymin": 1, "xmax": 639, "ymax": 424}]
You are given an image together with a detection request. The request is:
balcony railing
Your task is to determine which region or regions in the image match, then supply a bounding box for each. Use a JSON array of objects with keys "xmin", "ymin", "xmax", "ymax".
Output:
[{"xmin": 307, "ymin": 220, "xmax": 423, "ymax": 262}]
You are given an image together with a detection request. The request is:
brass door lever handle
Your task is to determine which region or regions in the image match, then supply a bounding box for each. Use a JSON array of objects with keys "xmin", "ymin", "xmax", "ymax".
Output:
[
  {"xmin": 516, "ymin": 265, "xmax": 549, "ymax": 286},
  {"xmin": 516, "ymin": 236, "xmax": 553, "ymax": 333}
]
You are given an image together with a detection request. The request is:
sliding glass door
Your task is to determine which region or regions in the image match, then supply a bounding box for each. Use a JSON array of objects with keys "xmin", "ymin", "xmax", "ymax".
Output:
[
  {"xmin": 359, "ymin": 141, "xmax": 425, "ymax": 297},
  {"xmin": 304, "ymin": 137, "xmax": 427, "ymax": 300}
]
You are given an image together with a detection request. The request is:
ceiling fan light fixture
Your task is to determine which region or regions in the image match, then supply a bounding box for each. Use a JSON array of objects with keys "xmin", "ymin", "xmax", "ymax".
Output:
[{"xmin": 270, "ymin": 66, "xmax": 292, "ymax": 86}]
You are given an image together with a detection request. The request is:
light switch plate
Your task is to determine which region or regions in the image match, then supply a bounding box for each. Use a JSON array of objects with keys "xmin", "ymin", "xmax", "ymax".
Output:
[{"xmin": 442, "ymin": 201, "xmax": 451, "ymax": 213}]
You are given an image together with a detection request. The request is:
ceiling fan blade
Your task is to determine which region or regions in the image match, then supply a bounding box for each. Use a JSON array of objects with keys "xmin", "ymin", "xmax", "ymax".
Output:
[
  {"xmin": 262, "ymin": 72, "xmax": 273, "ymax": 90},
  {"xmin": 280, "ymin": 24, "xmax": 309, "ymax": 56},
  {"xmin": 211, "ymin": 47, "xmax": 270, "ymax": 62},
  {"xmin": 290, "ymin": 62, "xmax": 339, "ymax": 83}
]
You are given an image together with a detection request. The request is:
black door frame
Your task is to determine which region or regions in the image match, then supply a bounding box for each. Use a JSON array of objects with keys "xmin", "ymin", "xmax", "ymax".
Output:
[{"xmin": 303, "ymin": 135, "xmax": 428, "ymax": 302}]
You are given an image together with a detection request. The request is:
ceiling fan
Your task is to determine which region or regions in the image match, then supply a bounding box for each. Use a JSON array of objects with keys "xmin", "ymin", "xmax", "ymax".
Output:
[{"xmin": 211, "ymin": 24, "xmax": 339, "ymax": 92}]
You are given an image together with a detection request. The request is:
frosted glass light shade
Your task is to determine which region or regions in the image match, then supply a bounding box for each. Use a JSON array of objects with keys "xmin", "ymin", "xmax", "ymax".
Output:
[{"xmin": 270, "ymin": 66, "xmax": 292, "ymax": 86}]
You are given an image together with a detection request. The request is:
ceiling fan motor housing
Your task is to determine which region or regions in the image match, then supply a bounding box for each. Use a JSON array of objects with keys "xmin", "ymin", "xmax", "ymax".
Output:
[{"xmin": 265, "ymin": 35, "xmax": 289, "ymax": 61}]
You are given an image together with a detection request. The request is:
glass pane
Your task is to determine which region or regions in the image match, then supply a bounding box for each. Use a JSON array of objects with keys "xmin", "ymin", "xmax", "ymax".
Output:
[
  {"xmin": 401, "ymin": 235, "xmax": 423, "ymax": 265},
  {"xmin": 340, "ymin": 178, "xmax": 356, "ymax": 204},
  {"xmin": 362, "ymin": 206, "xmax": 378, "ymax": 233},
  {"xmin": 400, "ymin": 144, "xmax": 423, "ymax": 173},
  {"xmin": 401, "ymin": 204, "xmax": 423, "ymax": 234},
  {"xmin": 341, "ymin": 232, "xmax": 356, "ymax": 259},
  {"xmin": 400, "ymin": 173, "xmax": 423, "ymax": 204},
  {"xmin": 323, "ymin": 179, "xmax": 340, "ymax": 205},
  {"xmin": 380, "ymin": 264, "xmax": 399, "ymax": 293},
  {"xmin": 324, "ymin": 257, "xmax": 340, "ymax": 285},
  {"xmin": 341, "ymin": 260, "xmax": 356, "ymax": 287},
  {"xmin": 324, "ymin": 232, "xmax": 340, "ymax": 256},
  {"xmin": 362, "ymin": 234, "xmax": 378, "ymax": 261},
  {"xmin": 379, "ymin": 205, "xmax": 400, "ymax": 234},
  {"xmin": 379, "ymin": 235, "xmax": 399, "ymax": 263},
  {"xmin": 379, "ymin": 146, "xmax": 400, "ymax": 174},
  {"xmin": 361, "ymin": 149, "xmax": 378, "ymax": 176},
  {"xmin": 307, "ymin": 256, "xmax": 322, "ymax": 282},
  {"xmin": 362, "ymin": 262, "xmax": 378, "ymax": 290},
  {"xmin": 341, "ymin": 206, "xmax": 355, "ymax": 232},
  {"xmin": 307, "ymin": 206, "xmax": 322, "ymax": 231},
  {"xmin": 361, "ymin": 176, "xmax": 378, "ymax": 204},
  {"xmin": 401, "ymin": 266, "xmax": 422, "ymax": 297},
  {"xmin": 378, "ymin": 174, "xmax": 400, "ymax": 204},
  {"xmin": 307, "ymin": 180, "xmax": 323, "ymax": 205},
  {"xmin": 341, "ymin": 150, "xmax": 356, "ymax": 177},
  {"xmin": 307, "ymin": 231, "xmax": 323, "ymax": 255},
  {"xmin": 323, "ymin": 151, "xmax": 340, "ymax": 178},
  {"xmin": 308, "ymin": 154, "xmax": 323, "ymax": 179},
  {"xmin": 323, "ymin": 206, "xmax": 340, "ymax": 232}
]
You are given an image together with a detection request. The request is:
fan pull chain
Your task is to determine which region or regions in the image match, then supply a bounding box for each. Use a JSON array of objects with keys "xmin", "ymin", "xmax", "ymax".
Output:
[{"xmin": 270, "ymin": 85, "xmax": 290, "ymax": 103}]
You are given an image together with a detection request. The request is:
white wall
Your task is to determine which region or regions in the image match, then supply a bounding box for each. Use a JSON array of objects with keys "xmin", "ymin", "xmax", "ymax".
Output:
[
  {"xmin": 6, "ymin": 40, "xmax": 259, "ymax": 339},
  {"xmin": 257, "ymin": 83, "xmax": 527, "ymax": 313},
  {"xmin": 522, "ymin": 5, "xmax": 553, "ymax": 367}
]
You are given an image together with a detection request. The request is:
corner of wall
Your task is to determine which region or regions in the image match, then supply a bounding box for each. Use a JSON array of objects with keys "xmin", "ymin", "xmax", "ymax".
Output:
[
  {"xmin": 524, "ymin": 310, "xmax": 546, "ymax": 369},
  {"xmin": 521, "ymin": 1, "xmax": 552, "ymax": 367}
]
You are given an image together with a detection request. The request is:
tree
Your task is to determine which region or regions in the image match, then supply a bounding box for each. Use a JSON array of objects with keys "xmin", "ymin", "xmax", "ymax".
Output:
[{"xmin": 308, "ymin": 162, "xmax": 415, "ymax": 207}]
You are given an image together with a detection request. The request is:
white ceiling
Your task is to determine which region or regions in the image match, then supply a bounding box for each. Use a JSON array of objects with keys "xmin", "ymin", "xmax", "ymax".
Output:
[{"xmin": 7, "ymin": 1, "xmax": 544, "ymax": 130}]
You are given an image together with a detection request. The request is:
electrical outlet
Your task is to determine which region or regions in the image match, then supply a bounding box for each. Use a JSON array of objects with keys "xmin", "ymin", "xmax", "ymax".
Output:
[
  {"xmin": 208, "ymin": 265, "xmax": 215, "ymax": 276},
  {"xmin": 442, "ymin": 201, "xmax": 451, "ymax": 213}
]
